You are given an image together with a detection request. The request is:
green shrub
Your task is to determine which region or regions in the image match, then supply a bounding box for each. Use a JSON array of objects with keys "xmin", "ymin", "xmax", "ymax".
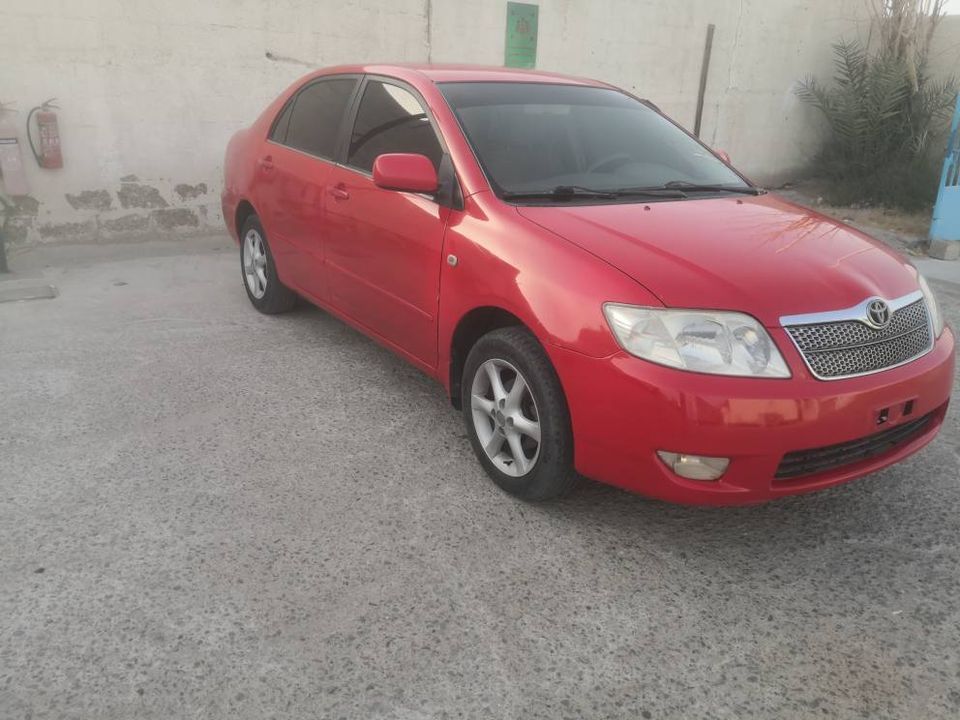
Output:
[{"xmin": 797, "ymin": 40, "xmax": 956, "ymax": 211}]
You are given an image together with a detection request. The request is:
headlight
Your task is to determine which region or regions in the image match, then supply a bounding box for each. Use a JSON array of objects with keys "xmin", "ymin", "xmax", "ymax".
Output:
[
  {"xmin": 918, "ymin": 274, "xmax": 945, "ymax": 338},
  {"xmin": 603, "ymin": 304, "xmax": 791, "ymax": 377}
]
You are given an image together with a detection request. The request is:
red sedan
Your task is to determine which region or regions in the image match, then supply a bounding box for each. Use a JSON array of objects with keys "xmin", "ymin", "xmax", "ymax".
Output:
[{"xmin": 222, "ymin": 64, "xmax": 954, "ymax": 505}]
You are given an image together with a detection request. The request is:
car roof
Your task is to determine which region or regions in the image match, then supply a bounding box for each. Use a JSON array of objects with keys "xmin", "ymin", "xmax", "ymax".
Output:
[{"xmin": 311, "ymin": 63, "xmax": 610, "ymax": 87}]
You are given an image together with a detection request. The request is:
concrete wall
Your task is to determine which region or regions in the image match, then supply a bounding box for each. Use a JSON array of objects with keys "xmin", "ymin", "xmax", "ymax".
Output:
[
  {"xmin": 929, "ymin": 14, "xmax": 960, "ymax": 88},
  {"xmin": 0, "ymin": 0, "xmax": 885, "ymax": 246}
]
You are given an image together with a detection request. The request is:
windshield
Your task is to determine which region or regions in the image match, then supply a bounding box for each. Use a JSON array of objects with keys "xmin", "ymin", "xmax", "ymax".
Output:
[{"xmin": 438, "ymin": 82, "xmax": 750, "ymax": 199}]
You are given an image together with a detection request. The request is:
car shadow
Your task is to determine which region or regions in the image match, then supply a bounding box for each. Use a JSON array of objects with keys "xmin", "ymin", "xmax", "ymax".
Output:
[
  {"xmin": 287, "ymin": 299, "xmax": 957, "ymax": 573},
  {"xmin": 535, "ymin": 464, "xmax": 951, "ymax": 575}
]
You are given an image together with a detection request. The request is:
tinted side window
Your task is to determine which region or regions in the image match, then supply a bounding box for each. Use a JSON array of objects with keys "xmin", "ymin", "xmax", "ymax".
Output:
[
  {"xmin": 269, "ymin": 100, "xmax": 294, "ymax": 143},
  {"xmin": 347, "ymin": 81, "xmax": 443, "ymax": 172},
  {"xmin": 284, "ymin": 78, "xmax": 357, "ymax": 158}
]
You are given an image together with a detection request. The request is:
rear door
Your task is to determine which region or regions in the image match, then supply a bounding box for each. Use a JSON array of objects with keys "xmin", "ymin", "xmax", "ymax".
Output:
[
  {"xmin": 324, "ymin": 78, "xmax": 450, "ymax": 366},
  {"xmin": 258, "ymin": 76, "xmax": 359, "ymax": 299}
]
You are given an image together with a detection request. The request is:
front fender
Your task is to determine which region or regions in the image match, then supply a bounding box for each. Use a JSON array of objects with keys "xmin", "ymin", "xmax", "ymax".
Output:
[{"xmin": 437, "ymin": 191, "xmax": 661, "ymax": 393}]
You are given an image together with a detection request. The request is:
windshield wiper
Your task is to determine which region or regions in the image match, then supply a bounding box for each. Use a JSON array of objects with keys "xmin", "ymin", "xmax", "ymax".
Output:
[
  {"xmin": 502, "ymin": 185, "xmax": 616, "ymax": 200},
  {"xmin": 502, "ymin": 185, "xmax": 687, "ymax": 201},
  {"xmin": 659, "ymin": 180, "xmax": 764, "ymax": 195}
]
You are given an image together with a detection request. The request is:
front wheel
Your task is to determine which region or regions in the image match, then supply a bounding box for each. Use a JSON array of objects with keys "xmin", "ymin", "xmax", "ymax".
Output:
[{"xmin": 461, "ymin": 326, "xmax": 577, "ymax": 501}]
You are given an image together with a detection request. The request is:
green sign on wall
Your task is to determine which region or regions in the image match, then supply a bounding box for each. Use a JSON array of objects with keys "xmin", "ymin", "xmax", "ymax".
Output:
[{"xmin": 505, "ymin": 2, "xmax": 538, "ymax": 69}]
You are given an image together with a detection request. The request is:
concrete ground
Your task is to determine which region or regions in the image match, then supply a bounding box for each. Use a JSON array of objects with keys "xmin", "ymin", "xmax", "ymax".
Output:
[{"xmin": 1, "ymin": 235, "xmax": 959, "ymax": 720}]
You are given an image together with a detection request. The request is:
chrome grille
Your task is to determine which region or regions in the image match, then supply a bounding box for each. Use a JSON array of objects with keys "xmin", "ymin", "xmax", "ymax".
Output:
[{"xmin": 783, "ymin": 294, "xmax": 933, "ymax": 380}]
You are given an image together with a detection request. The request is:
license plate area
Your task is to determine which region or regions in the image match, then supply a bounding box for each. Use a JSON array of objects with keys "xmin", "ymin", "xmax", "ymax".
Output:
[{"xmin": 874, "ymin": 396, "xmax": 918, "ymax": 427}]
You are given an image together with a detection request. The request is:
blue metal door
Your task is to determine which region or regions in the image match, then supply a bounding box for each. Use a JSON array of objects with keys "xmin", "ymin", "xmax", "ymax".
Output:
[{"xmin": 930, "ymin": 93, "xmax": 960, "ymax": 243}]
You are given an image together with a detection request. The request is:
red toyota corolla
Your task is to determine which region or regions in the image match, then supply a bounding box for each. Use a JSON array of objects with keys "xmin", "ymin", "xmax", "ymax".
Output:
[{"xmin": 222, "ymin": 64, "xmax": 954, "ymax": 505}]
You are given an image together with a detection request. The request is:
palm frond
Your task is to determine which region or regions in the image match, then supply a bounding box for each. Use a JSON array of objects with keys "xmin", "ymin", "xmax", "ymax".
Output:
[{"xmin": 795, "ymin": 35, "xmax": 957, "ymax": 210}]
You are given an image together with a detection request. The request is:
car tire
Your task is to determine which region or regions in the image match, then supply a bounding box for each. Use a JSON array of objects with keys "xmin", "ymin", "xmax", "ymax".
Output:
[
  {"xmin": 239, "ymin": 214, "xmax": 297, "ymax": 314},
  {"xmin": 461, "ymin": 326, "xmax": 577, "ymax": 501}
]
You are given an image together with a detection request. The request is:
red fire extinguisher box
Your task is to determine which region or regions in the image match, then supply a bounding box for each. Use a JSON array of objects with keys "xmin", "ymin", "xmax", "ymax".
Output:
[{"xmin": 29, "ymin": 100, "xmax": 63, "ymax": 170}]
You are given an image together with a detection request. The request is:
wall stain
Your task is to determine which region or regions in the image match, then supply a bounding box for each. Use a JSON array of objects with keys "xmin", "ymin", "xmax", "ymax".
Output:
[
  {"xmin": 7, "ymin": 181, "xmax": 215, "ymax": 245},
  {"xmin": 38, "ymin": 220, "xmax": 96, "ymax": 240},
  {"xmin": 174, "ymin": 182, "xmax": 208, "ymax": 201},
  {"xmin": 101, "ymin": 214, "xmax": 150, "ymax": 234},
  {"xmin": 117, "ymin": 182, "xmax": 168, "ymax": 209},
  {"xmin": 12, "ymin": 196, "xmax": 40, "ymax": 216},
  {"xmin": 4, "ymin": 217, "xmax": 32, "ymax": 243},
  {"xmin": 152, "ymin": 208, "xmax": 198, "ymax": 230},
  {"xmin": 66, "ymin": 189, "xmax": 112, "ymax": 211},
  {"xmin": 3, "ymin": 197, "xmax": 38, "ymax": 244}
]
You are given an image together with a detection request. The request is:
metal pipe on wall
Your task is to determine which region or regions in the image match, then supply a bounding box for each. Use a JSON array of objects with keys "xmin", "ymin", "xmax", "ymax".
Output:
[{"xmin": 694, "ymin": 23, "xmax": 716, "ymax": 138}]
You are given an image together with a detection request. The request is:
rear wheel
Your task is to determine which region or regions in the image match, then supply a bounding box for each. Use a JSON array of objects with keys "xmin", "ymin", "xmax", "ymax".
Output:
[
  {"xmin": 462, "ymin": 327, "xmax": 577, "ymax": 501},
  {"xmin": 240, "ymin": 215, "xmax": 296, "ymax": 314}
]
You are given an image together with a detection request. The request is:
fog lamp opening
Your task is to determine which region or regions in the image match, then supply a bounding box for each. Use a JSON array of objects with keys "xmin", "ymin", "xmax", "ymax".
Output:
[{"xmin": 657, "ymin": 451, "xmax": 730, "ymax": 481}]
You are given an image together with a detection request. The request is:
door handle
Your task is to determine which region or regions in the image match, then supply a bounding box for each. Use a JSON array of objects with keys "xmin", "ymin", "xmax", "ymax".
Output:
[
  {"xmin": 329, "ymin": 184, "xmax": 350, "ymax": 201},
  {"xmin": 258, "ymin": 155, "xmax": 274, "ymax": 172}
]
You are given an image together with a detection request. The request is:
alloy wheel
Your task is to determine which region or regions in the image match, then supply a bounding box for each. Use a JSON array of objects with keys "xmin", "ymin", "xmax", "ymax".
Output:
[
  {"xmin": 243, "ymin": 228, "xmax": 268, "ymax": 299},
  {"xmin": 470, "ymin": 358, "xmax": 541, "ymax": 477}
]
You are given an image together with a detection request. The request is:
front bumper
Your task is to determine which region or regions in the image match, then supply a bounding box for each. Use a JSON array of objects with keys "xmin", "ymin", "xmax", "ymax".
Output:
[{"xmin": 549, "ymin": 326, "xmax": 955, "ymax": 505}]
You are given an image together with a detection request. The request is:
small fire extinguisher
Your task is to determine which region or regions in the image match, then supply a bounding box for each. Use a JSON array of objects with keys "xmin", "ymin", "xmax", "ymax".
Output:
[
  {"xmin": 27, "ymin": 98, "xmax": 63, "ymax": 170},
  {"xmin": 0, "ymin": 102, "xmax": 30, "ymax": 195}
]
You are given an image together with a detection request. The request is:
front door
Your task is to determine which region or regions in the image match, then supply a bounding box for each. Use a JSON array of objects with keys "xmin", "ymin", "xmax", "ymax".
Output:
[{"xmin": 324, "ymin": 78, "xmax": 449, "ymax": 367}]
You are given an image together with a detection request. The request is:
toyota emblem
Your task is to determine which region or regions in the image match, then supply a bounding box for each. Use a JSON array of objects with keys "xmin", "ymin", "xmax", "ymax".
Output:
[{"xmin": 866, "ymin": 298, "xmax": 891, "ymax": 329}]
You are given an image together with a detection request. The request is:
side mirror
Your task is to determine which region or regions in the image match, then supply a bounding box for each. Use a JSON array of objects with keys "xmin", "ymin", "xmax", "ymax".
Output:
[
  {"xmin": 715, "ymin": 150, "xmax": 731, "ymax": 164},
  {"xmin": 372, "ymin": 153, "xmax": 438, "ymax": 194}
]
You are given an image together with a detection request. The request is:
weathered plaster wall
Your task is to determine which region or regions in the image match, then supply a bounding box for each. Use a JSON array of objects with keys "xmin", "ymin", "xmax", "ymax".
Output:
[
  {"xmin": 929, "ymin": 14, "xmax": 960, "ymax": 88},
  {"xmin": 0, "ymin": 0, "xmax": 884, "ymax": 246},
  {"xmin": 0, "ymin": 0, "xmax": 430, "ymax": 245}
]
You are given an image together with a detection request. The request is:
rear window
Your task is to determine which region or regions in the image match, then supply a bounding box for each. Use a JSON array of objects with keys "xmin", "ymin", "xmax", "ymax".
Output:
[
  {"xmin": 281, "ymin": 78, "xmax": 357, "ymax": 159},
  {"xmin": 269, "ymin": 100, "xmax": 294, "ymax": 143}
]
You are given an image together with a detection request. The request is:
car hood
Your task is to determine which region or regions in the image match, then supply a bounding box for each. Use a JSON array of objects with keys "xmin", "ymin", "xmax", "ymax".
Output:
[{"xmin": 517, "ymin": 194, "xmax": 920, "ymax": 327}]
